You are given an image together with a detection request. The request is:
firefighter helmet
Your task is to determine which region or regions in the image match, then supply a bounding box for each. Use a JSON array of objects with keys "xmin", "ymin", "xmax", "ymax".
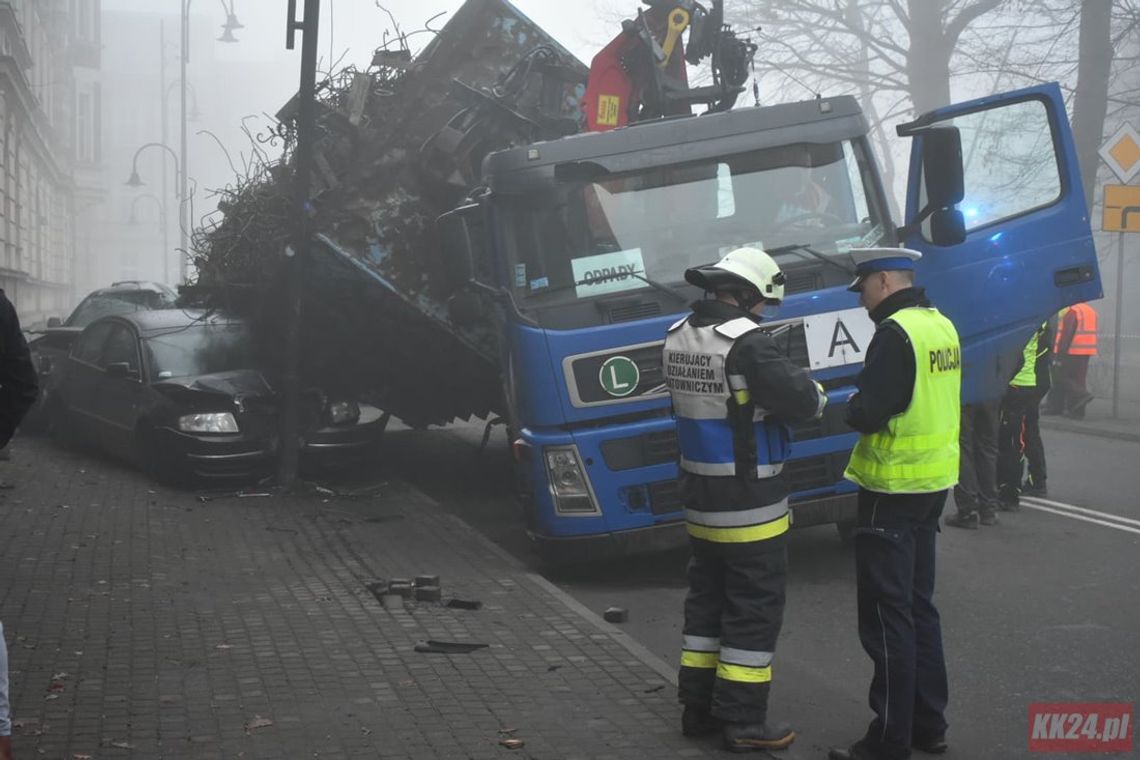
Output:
[{"xmin": 684, "ymin": 247, "xmax": 786, "ymax": 304}]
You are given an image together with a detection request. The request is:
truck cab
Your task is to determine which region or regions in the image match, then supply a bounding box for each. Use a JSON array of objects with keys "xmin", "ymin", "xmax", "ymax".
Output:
[{"xmin": 441, "ymin": 83, "xmax": 1099, "ymax": 562}]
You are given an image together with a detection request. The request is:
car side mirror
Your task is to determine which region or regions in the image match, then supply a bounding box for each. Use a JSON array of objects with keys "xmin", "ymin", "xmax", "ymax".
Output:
[
  {"xmin": 47, "ymin": 317, "xmax": 62, "ymax": 328},
  {"xmin": 105, "ymin": 362, "xmax": 137, "ymax": 380}
]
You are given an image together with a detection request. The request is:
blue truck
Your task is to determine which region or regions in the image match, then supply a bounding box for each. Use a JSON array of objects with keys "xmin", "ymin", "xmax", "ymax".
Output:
[
  {"xmin": 436, "ymin": 81, "xmax": 1100, "ymax": 561},
  {"xmin": 202, "ymin": 0, "xmax": 1100, "ymax": 563}
]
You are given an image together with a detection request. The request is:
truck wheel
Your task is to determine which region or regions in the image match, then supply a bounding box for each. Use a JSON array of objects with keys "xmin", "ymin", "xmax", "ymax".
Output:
[{"xmin": 836, "ymin": 521, "xmax": 857, "ymax": 545}]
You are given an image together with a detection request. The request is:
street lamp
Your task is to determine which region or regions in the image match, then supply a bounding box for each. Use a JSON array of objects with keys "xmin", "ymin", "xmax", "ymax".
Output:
[
  {"xmin": 176, "ymin": 1, "xmax": 242, "ymax": 283},
  {"xmin": 128, "ymin": 193, "xmax": 165, "ymax": 227},
  {"xmin": 125, "ymin": 142, "xmax": 181, "ymax": 284},
  {"xmin": 218, "ymin": 0, "xmax": 243, "ymax": 42}
]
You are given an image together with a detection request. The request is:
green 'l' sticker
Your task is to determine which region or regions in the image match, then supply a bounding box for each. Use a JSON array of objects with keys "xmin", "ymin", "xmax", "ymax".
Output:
[{"xmin": 599, "ymin": 356, "xmax": 640, "ymax": 397}]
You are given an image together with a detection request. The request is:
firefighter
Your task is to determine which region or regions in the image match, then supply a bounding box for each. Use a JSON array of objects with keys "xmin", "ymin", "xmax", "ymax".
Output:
[
  {"xmin": 997, "ymin": 321, "xmax": 1054, "ymax": 504},
  {"xmin": 1043, "ymin": 302, "xmax": 1097, "ymax": 418},
  {"xmin": 830, "ymin": 248, "xmax": 958, "ymax": 760},
  {"xmin": 664, "ymin": 247, "xmax": 827, "ymax": 753}
]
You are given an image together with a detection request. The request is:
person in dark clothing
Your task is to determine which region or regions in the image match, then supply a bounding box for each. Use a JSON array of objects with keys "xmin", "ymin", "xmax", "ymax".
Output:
[
  {"xmin": 831, "ymin": 248, "xmax": 957, "ymax": 760},
  {"xmin": 997, "ymin": 321, "xmax": 1054, "ymax": 503},
  {"xmin": 665, "ymin": 247, "xmax": 827, "ymax": 753},
  {"xmin": 946, "ymin": 400, "xmax": 1001, "ymax": 528},
  {"xmin": 0, "ymin": 290, "xmax": 37, "ymax": 452}
]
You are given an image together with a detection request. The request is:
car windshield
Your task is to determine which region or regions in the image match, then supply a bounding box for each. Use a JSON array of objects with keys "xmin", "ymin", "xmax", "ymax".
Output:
[
  {"xmin": 500, "ymin": 140, "xmax": 890, "ymax": 304},
  {"xmin": 66, "ymin": 290, "xmax": 177, "ymax": 327},
  {"xmin": 144, "ymin": 323, "xmax": 256, "ymax": 380}
]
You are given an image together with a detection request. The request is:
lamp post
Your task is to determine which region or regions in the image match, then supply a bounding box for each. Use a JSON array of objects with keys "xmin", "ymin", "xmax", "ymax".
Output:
[
  {"xmin": 179, "ymin": 0, "xmax": 242, "ymax": 283},
  {"xmin": 125, "ymin": 142, "xmax": 181, "ymax": 284},
  {"xmin": 279, "ymin": 0, "xmax": 322, "ymax": 487}
]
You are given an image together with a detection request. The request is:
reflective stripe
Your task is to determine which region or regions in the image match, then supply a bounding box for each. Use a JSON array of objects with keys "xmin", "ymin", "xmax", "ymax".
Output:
[
  {"xmin": 685, "ymin": 500, "xmax": 788, "ymax": 528},
  {"xmin": 812, "ymin": 382, "xmax": 828, "ymax": 419},
  {"xmin": 845, "ymin": 453, "xmax": 960, "ymax": 480},
  {"xmin": 687, "ymin": 514, "xmax": 790, "ymax": 543},
  {"xmin": 682, "ymin": 635, "xmax": 720, "ymax": 652},
  {"xmin": 727, "ymin": 374, "xmax": 748, "ymax": 390},
  {"xmin": 719, "ymin": 646, "xmax": 774, "ymax": 668},
  {"xmin": 680, "ymin": 458, "xmax": 784, "ymax": 478},
  {"xmin": 714, "ymin": 317, "xmax": 760, "ymax": 340},
  {"xmin": 717, "ymin": 662, "xmax": 772, "ymax": 684},
  {"xmin": 681, "ymin": 651, "xmax": 719, "ymax": 669},
  {"xmin": 864, "ymin": 429, "xmax": 958, "ymax": 451}
]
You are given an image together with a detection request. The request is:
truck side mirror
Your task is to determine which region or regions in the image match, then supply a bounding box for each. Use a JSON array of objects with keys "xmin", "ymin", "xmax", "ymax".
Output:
[
  {"xmin": 930, "ymin": 209, "xmax": 966, "ymax": 247},
  {"xmin": 922, "ymin": 127, "xmax": 964, "ymax": 211},
  {"xmin": 47, "ymin": 317, "xmax": 62, "ymax": 328}
]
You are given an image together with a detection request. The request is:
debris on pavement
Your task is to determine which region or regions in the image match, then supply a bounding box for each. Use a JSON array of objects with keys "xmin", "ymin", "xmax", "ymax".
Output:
[
  {"xmin": 413, "ymin": 639, "xmax": 489, "ymax": 654},
  {"xmin": 604, "ymin": 606, "xmax": 629, "ymax": 623},
  {"xmin": 499, "ymin": 738, "xmax": 525, "ymax": 750},
  {"xmin": 414, "ymin": 585, "xmax": 442, "ymax": 602},
  {"xmin": 445, "ymin": 598, "xmax": 483, "ymax": 610},
  {"xmin": 244, "ymin": 716, "xmax": 275, "ymax": 732},
  {"xmin": 414, "ymin": 574, "xmax": 440, "ymax": 587}
]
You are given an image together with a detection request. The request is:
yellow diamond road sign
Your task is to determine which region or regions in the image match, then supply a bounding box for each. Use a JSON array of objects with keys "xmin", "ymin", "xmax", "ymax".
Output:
[{"xmin": 1100, "ymin": 123, "xmax": 1140, "ymax": 183}]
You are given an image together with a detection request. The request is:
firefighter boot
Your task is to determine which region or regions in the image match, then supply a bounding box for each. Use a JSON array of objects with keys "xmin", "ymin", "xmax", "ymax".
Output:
[
  {"xmin": 723, "ymin": 721, "xmax": 796, "ymax": 752},
  {"xmin": 944, "ymin": 511, "xmax": 980, "ymax": 529},
  {"xmin": 681, "ymin": 706, "xmax": 719, "ymax": 737}
]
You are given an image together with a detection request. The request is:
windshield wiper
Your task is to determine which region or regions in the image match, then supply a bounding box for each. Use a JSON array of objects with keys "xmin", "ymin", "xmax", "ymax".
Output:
[{"xmin": 767, "ymin": 243, "xmax": 856, "ymax": 276}]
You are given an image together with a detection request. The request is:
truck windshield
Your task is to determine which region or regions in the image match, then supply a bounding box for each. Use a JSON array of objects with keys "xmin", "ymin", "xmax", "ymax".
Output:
[{"xmin": 501, "ymin": 140, "xmax": 890, "ymax": 303}]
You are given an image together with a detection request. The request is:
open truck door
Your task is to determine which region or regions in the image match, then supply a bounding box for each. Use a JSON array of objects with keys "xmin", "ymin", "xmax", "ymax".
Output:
[{"xmin": 898, "ymin": 82, "xmax": 1101, "ymax": 404}]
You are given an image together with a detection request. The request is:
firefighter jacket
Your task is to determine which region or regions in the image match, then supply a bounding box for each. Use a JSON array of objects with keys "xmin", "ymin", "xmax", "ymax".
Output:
[
  {"xmin": 664, "ymin": 300, "xmax": 827, "ymax": 547},
  {"xmin": 845, "ymin": 303, "xmax": 961, "ymax": 495},
  {"xmin": 1055, "ymin": 303, "xmax": 1098, "ymax": 356}
]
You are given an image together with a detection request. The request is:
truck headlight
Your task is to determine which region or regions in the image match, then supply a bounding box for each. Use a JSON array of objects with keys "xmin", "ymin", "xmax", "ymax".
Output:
[
  {"xmin": 544, "ymin": 446, "xmax": 599, "ymax": 515},
  {"xmin": 325, "ymin": 400, "xmax": 361, "ymax": 426},
  {"xmin": 178, "ymin": 412, "xmax": 239, "ymax": 434}
]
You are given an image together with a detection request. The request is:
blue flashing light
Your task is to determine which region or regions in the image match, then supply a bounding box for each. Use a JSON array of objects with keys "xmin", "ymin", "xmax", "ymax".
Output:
[
  {"xmin": 963, "ymin": 206, "xmax": 980, "ymax": 219},
  {"xmin": 989, "ymin": 231, "xmax": 1005, "ymax": 244}
]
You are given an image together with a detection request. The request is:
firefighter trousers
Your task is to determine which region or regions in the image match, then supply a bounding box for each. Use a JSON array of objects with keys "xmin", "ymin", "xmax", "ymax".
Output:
[
  {"xmin": 854, "ymin": 488, "xmax": 949, "ymax": 760},
  {"xmin": 678, "ymin": 539, "xmax": 786, "ymax": 724}
]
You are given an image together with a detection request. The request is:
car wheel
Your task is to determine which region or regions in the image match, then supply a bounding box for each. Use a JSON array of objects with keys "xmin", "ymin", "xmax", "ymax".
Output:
[{"xmin": 136, "ymin": 424, "xmax": 186, "ymax": 487}]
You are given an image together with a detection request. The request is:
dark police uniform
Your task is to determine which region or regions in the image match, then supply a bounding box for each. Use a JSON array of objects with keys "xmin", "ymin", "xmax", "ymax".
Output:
[
  {"xmin": 0, "ymin": 289, "xmax": 37, "ymax": 449},
  {"xmin": 664, "ymin": 299, "xmax": 825, "ymax": 727},
  {"xmin": 841, "ymin": 286, "xmax": 960, "ymax": 760}
]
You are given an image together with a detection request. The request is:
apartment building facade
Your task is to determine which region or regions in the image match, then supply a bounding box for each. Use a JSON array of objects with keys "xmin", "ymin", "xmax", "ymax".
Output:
[{"xmin": 0, "ymin": 0, "xmax": 102, "ymax": 326}]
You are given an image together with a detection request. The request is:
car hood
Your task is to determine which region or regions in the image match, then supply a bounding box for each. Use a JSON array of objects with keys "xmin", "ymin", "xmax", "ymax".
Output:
[{"xmin": 153, "ymin": 369, "xmax": 275, "ymax": 399}]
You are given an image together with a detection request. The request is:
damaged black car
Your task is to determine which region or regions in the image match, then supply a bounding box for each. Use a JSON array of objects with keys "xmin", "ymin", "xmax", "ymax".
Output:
[{"xmin": 44, "ymin": 309, "xmax": 388, "ymax": 483}]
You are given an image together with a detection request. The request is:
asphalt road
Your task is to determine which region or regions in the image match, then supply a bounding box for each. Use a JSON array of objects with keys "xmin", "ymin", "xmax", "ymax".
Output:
[{"xmin": 385, "ymin": 420, "xmax": 1139, "ymax": 760}]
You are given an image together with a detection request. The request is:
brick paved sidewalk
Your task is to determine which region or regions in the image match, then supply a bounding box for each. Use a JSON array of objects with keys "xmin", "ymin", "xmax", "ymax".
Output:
[{"xmin": 0, "ymin": 436, "xmax": 727, "ymax": 760}]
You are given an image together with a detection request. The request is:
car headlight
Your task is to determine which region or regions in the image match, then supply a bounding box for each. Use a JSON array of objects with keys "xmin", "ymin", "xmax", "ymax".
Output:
[
  {"xmin": 325, "ymin": 400, "xmax": 361, "ymax": 426},
  {"xmin": 178, "ymin": 412, "xmax": 239, "ymax": 434},
  {"xmin": 544, "ymin": 446, "xmax": 599, "ymax": 515}
]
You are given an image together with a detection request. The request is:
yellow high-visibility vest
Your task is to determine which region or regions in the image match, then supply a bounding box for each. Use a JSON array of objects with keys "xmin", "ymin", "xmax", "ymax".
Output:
[
  {"xmin": 1011, "ymin": 323, "xmax": 1048, "ymax": 388},
  {"xmin": 845, "ymin": 307, "xmax": 961, "ymax": 494}
]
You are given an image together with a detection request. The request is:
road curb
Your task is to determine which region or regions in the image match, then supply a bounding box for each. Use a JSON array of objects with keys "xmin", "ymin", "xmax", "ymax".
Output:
[
  {"xmin": 413, "ymin": 485, "xmax": 682, "ymax": 687},
  {"xmin": 1040, "ymin": 418, "xmax": 1140, "ymax": 444}
]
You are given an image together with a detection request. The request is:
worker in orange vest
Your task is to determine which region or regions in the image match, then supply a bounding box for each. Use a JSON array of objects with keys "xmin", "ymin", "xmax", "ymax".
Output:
[{"xmin": 1042, "ymin": 302, "xmax": 1098, "ymax": 419}]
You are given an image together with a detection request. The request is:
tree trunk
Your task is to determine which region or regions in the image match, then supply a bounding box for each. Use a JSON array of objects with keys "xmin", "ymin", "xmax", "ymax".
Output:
[
  {"xmin": 1071, "ymin": 1, "xmax": 1114, "ymax": 211},
  {"xmin": 906, "ymin": 1, "xmax": 954, "ymax": 113}
]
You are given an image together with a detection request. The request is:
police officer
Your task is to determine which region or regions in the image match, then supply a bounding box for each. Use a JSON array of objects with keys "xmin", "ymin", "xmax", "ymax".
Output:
[
  {"xmin": 830, "ymin": 248, "xmax": 959, "ymax": 760},
  {"xmin": 664, "ymin": 247, "xmax": 827, "ymax": 753},
  {"xmin": 997, "ymin": 321, "xmax": 1054, "ymax": 504}
]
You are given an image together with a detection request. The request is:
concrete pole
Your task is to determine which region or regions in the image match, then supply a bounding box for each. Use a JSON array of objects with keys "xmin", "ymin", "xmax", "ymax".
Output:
[{"xmin": 180, "ymin": 1, "xmax": 191, "ymax": 283}]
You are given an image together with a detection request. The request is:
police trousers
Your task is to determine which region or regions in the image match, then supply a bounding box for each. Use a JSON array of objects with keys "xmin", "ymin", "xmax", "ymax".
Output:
[
  {"xmin": 678, "ymin": 538, "xmax": 786, "ymax": 724},
  {"xmin": 854, "ymin": 488, "xmax": 949, "ymax": 760}
]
